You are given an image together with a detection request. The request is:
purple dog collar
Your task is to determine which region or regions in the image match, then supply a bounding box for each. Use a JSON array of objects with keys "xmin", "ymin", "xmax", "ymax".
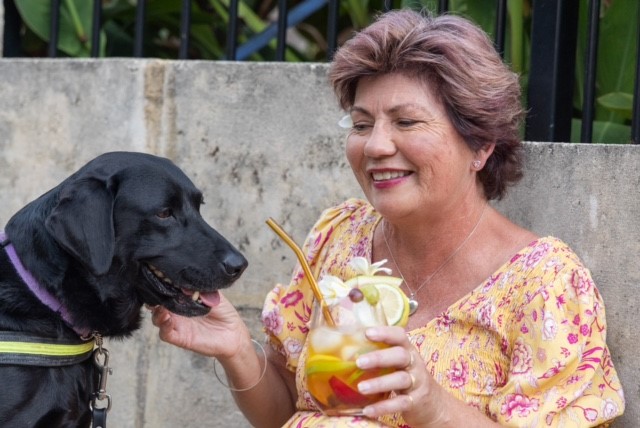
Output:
[{"xmin": 0, "ymin": 231, "xmax": 91, "ymax": 338}]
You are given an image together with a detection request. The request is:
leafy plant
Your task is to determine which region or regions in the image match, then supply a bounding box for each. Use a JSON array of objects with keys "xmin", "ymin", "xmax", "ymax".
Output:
[{"xmin": 573, "ymin": 0, "xmax": 637, "ymax": 143}]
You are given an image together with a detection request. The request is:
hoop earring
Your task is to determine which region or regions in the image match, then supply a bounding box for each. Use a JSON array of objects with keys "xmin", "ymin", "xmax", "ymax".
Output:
[{"xmin": 472, "ymin": 160, "xmax": 482, "ymax": 169}]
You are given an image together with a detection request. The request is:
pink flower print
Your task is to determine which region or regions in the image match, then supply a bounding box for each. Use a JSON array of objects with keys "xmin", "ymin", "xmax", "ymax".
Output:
[
  {"xmin": 511, "ymin": 338, "xmax": 533, "ymax": 374},
  {"xmin": 436, "ymin": 313, "xmax": 455, "ymax": 334},
  {"xmin": 520, "ymin": 324, "xmax": 529, "ymax": 334},
  {"xmin": 567, "ymin": 333, "xmax": 579, "ymax": 344},
  {"xmin": 582, "ymin": 407, "xmax": 598, "ymax": 422},
  {"xmin": 566, "ymin": 374, "xmax": 581, "ymax": 385},
  {"xmin": 601, "ymin": 399, "xmax": 619, "ymax": 419},
  {"xmin": 495, "ymin": 361, "xmax": 507, "ymax": 387},
  {"xmin": 431, "ymin": 350, "xmax": 440, "ymax": 363},
  {"xmin": 573, "ymin": 314, "xmax": 581, "ymax": 325},
  {"xmin": 580, "ymin": 324, "xmax": 591, "ymax": 336},
  {"xmin": 539, "ymin": 359, "xmax": 566, "ymax": 380},
  {"xmin": 545, "ymin": 412, "xmax": 557, "ymax": 425},
  {"xmin": 542, "ymin": 311, "xmax": 558, "ymax": 341},
  {"xmin": 262, "ymin": 306, "xmax": 284, "ymax": 336},
  {"xmin": 556, "ymin": 397, "xmax": 567, "ymax": 409},
  {"xmin": 477, "ymin": 303, "xmax": 496, "ymax": 328},
  {"xmin": 501, "ymin": 338, "xmax": 509, "ymax": 354},
  {"xmin": 281, "ymin": 290, "xmax": 303, "ymax": 308},
  {"xmin": 283, "ymin": 337, "xmax": 303, "ymax": 360},
  {"xmin": 500, "ymin": 393, "xmax": 540, "ymax": 420},
  {"xmin": 446, "ymin": 356, "xmax": 469, "ymax": 389},
  {"xmin": 571, "ymin": 269, "xmax": 594, "ymax": 296},
  {"xmin": 524, "ymin": 243, "xmax": 550, "ymax": 268}
]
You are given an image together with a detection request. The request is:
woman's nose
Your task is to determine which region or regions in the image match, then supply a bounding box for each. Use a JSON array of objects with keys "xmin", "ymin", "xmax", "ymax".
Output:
[{"xmin": 363, "ymin": 122, "xmax": 396, "ymax": 157}]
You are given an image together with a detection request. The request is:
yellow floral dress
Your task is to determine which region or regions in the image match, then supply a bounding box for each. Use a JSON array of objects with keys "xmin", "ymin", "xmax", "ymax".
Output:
[{"xmin": 262, "ymin": 199, "xmax": 625, "ymax": 427}]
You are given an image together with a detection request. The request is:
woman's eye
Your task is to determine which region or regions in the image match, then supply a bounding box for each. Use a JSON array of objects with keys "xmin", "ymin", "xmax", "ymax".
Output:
[
  {"xmin": 352, "ymin": 123, "xmax": 371, "ymax": 132},
  {"xmin": 397, "ymin": 119, "xmax": 418, "ymax": 127},
  {"xmin": 156, "ymin": 208, "xmax": 173, "ymax": 219}
]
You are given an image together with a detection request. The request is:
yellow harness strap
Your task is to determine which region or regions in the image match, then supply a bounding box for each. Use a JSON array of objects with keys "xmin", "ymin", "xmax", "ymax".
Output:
[{"xmin": 0, "ymin": 332, "xmax": 95, "ymax": 366}]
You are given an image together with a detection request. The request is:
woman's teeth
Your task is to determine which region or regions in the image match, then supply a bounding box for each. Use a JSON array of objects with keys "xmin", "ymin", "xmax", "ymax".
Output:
[{"xmin": 372, "ymin": 171, "xmax": 409, "ymax": 181}]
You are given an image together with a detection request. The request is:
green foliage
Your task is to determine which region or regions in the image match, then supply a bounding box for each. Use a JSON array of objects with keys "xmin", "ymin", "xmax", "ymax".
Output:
[
  {"xmin": 15, "ymin": 0, "xmax": 106, "ymax": 56},
  {"xmin": 11, "ymin": 0, "xmax": 637, "ymax": 143}
]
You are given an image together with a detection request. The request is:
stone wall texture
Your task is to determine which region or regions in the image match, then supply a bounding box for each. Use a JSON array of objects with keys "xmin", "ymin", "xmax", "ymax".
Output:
[{"xmin": 0, "ymin": 58, "xmax": 638, "ymax": 427}]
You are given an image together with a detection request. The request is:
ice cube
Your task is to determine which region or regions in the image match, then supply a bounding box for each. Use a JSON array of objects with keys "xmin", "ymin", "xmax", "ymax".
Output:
[
  {"xmin": 353, "ymin": 301, "xmax": 378, "ymax": 327},
  {"xmin": 309, "ymin": 327, "xmax": 344, "ymax": 354}
]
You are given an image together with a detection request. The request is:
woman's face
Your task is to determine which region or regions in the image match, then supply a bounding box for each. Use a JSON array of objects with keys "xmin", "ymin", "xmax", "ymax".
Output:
[{"xmin": 346, "ymin": 73, "xmax": 483, "ymax": 221}]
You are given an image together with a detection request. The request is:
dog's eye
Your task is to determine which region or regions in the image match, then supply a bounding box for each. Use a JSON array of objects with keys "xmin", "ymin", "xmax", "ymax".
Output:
[{"xmin": 156, "ymin": 208, "xmax": 173, "ymax": 219}]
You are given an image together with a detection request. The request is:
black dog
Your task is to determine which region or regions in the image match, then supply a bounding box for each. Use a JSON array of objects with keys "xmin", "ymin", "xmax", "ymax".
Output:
[{"xmin": 0, "ymin": 152, "xmax": 248, "ymax": 427}]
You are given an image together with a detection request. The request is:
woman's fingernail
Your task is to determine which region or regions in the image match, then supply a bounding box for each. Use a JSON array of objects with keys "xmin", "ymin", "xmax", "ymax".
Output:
[
  {"xmin": 356, "ymin": 355, "xmax": 370, "ymax": 368},
  {"xmin": 358, "ymin": 381, "xmax": 371, "ymax": 394}
]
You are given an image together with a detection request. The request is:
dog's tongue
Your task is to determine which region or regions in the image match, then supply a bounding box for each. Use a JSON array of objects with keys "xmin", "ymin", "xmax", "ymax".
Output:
[
  {"xmin": 199, "ymin": 290, "xmax": 220, "ymax": 307},
  {"xmin": 182, "ymin": 289, "xmax": 221, "ymax": 308}
]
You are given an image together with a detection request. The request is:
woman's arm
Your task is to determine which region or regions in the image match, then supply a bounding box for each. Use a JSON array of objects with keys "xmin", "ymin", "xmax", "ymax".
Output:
[{"xmin": 225, "ymin": 344, "xmax": 297, "ymax": 427}]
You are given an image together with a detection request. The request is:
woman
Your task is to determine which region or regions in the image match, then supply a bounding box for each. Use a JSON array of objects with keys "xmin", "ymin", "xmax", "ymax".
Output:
[{"xmin": 151, "ymin": 9, "xmax": 624, "ymax": 427}]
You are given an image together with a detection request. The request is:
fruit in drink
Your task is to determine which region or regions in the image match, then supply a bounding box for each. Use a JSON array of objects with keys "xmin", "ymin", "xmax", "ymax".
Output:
[{"xmin": 305, "ymin": 323, "xmax": 391, "ymax": 415}]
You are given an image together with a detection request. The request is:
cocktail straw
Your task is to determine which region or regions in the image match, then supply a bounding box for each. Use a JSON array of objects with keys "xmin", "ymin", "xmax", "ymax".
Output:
[{"xmin": 266, "ymin": 218, "xmax": 335, "ymax": 326}]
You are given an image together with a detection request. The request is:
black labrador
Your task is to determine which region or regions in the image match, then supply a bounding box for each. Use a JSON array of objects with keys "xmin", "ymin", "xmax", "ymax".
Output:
[{"xmin": 0, "ymin": 152, "xmax": 248, "ymax": 427}]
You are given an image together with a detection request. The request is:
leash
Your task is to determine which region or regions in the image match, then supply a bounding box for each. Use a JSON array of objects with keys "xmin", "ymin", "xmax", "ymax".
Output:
[{"xmin": 1, "ymin": 232, "xmax": 112, "ymax": 427}]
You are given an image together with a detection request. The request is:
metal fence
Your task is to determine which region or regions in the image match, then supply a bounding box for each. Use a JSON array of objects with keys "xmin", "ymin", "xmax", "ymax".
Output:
[{"xmin": 3, "ymin": 0, "xmax": 639, "ymax": 144}]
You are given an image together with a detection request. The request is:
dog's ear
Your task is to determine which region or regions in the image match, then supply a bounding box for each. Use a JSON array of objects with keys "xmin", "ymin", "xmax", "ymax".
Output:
[{"xmin": 45, "ymin": 177, "xmax": 115, "ymax": 276}]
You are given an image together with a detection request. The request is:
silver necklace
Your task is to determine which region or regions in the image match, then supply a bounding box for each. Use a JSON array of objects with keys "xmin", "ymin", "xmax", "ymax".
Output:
[{"xmin": 381, "ymin": 204, "xmax": 488, "ymax": 316}]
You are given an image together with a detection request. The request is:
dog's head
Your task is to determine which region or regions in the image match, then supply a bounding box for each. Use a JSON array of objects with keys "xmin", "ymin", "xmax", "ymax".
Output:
[{"xmin": 41, "ymin": 152, "xmax": 248, "ymax": 317}]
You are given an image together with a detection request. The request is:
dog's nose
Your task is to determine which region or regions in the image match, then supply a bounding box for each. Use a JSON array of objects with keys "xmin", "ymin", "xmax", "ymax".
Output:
[{"xmin": 222, "ymin": 252, "xmax": 248, "ymax": 279}]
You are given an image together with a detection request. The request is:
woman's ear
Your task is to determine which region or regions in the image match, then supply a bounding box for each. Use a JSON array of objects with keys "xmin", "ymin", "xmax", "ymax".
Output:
[{"xmin": 472, "ymin": 143, "xmax": 496, "ymax": 170}]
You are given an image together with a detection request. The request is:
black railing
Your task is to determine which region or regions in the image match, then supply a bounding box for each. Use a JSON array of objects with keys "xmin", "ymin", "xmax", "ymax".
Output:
[{"xmin": 3, "ymin": 0, "xmax": 639, "ymax": 145}]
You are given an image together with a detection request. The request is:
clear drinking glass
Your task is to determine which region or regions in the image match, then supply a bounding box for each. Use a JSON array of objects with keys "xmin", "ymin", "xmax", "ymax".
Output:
[{"xmin": 305, "ymin": 296, "xmax": 393, "ymax": 416}]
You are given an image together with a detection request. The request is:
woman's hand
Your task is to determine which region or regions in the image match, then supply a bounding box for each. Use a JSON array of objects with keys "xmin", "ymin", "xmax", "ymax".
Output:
[
  {"xmin": 149, "ymin": 292, "xmax": 250, "ymax": 360},
  {"xmin": 354, "ymin": 326, "xmax": 450, "ymax": 427}
]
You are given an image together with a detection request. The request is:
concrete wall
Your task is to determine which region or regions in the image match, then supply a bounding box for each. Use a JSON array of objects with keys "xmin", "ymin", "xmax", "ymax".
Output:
[{"xmin": 0, "ymin": 59, "xmax": 638, "ymax": 427}]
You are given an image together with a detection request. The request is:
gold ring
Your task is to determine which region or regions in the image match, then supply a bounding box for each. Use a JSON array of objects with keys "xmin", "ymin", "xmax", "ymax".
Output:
[
  {"xmin": 408, "ymin": 373, "xmax": 416, "ymax": 390},
  {"xmin": 407, "ymin": 394, "xmax": 414, "ymax": 408},
  {"xmin": 405, "ymin": 352, "xmax": 414, "ymax": 369}
]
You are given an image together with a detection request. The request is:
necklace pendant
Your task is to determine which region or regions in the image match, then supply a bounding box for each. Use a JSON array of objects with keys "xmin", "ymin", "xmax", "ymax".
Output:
[{"xmin": 408, "ymin": 297, "xmax": 419, "ymax": 316}]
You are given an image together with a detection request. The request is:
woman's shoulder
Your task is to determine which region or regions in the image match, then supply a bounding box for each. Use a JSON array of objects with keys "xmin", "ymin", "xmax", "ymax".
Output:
[
  {"xmin": 495, "ymin": 235, "xmax": 600, "ymax": 308},
  {"xmin": 473, "ymin": 236, "xmax": 594, "ymax": 310},
  {"xmin": 505, "ymin": 236, "xmax": 586, "ymax": 271}
]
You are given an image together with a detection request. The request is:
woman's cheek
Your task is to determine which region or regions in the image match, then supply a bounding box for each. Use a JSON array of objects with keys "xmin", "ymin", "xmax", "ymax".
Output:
[{"xmin": 345, "ymin": 134, "xmax": 364, "ymax": 170}]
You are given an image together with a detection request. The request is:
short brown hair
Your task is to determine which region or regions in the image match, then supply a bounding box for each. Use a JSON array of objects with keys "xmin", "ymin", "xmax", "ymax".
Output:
[{"xmin": 329, "ymin": 9, "xmax": 525, "ymax": 200}]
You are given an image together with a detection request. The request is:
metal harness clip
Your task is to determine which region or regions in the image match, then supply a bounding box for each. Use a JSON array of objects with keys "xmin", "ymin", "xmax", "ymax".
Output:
[{"xmin": 89, "ymin": 333, "xmax": 113, "ymax": 427}]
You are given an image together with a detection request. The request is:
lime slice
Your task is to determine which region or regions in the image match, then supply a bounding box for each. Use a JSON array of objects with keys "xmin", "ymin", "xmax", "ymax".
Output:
[
  {"xmin": 306, "ymin": 356, "xmax": 356, "ymax": 375},
  {"xmin": 375, "ymin": 283, "xmax": 410, "ymax": 327},
  {"xmin": 306, "ymin": 354, "xmax": 341, "ymax": 364}
]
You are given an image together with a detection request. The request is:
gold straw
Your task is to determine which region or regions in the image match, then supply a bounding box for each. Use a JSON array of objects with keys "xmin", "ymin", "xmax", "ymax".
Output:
[{"xmin": 266, "ymin": 218, "xmax": 335, "ymax": 326}]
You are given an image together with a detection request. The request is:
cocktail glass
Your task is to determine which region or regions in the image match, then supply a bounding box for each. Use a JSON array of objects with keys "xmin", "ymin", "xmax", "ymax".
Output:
[{"xmin": 305, "ymin": 296, "xmax": 393, "ymax": 416}]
